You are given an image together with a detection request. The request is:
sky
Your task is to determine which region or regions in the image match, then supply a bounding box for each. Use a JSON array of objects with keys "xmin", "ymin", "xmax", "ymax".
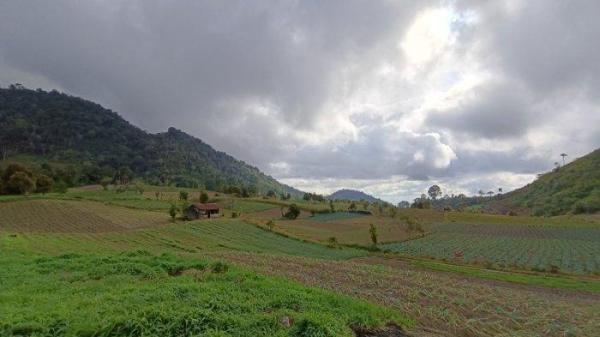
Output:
[{"xmin": 1, "ymin": 0, "xmax": 599, "ymax": 203}]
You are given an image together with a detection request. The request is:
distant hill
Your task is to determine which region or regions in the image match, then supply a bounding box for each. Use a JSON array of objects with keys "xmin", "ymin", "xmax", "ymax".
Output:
[
  {"xmin": 0, "ymin": 86, "xmax": 301, "ymax": 195},
  {"xmin": 495, "ymin": 149, "xmax": 599, "ymax": 216},
  {"xmin": 327, "ymin": 189, "xmax": 385, "ymax": 204}
]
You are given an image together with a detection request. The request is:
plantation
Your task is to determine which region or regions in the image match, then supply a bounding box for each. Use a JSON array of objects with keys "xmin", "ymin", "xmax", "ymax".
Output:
[{"xmin": 382, "ymin": 222, "xmax": 600, "ymax": 273}]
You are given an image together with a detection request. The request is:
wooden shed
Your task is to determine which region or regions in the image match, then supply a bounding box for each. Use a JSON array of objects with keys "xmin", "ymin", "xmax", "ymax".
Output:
[{"xmin": 184, "ymin": 203, "xmax": 220, "ymax": 220}]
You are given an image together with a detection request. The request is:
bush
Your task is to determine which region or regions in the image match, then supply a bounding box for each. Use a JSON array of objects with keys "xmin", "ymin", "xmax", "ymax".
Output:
[
  {"xmin": 199, "ymin": 191, "xmax": 209, "ymax": 203},
  {"xmin": 7, "ymin": 172, "xmax": 35, "ymax": 194},
  {"xmin": 35, "ymin": 174, "xmax": 53, "ymax": 194},
  {"xmin": 284, "ymin": 204, "xmax": 301, "ymax": 219}
]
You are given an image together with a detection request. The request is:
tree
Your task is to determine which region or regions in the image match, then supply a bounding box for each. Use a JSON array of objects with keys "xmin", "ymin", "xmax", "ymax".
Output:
[
  {"xmin": 199, "ymin": 191, "xmax": 209, "ymax": 203},
  {"xmin": 427, "ymin": 185, "xmax": 442, "ymax": 200},
  {"xmin": 398, "ymin": 201, "xmax": 410, "ymax": 208},
  {"xmin": 284, "ymin": 204, "xmax": 301, "ymax": 219},
  {"xmin": 329, "ymin": 199, "xmax": 335, "ymax": 213},
  {"xmin": 169, "ymin": 204, "xmax": 178, "ymax": 220},
  {"xmin": 6, "ymin": 172, "xmax": 35, "ymax": 194},
  {"xmin": 35, "ymin": 174, "xmax": 53, "ymax": 194},
  {"xmin": 179, "ymin": 191, "xmax": 188, "ymax": 201},
  {"xmin": 266, "ymin": 190, "xmax": 276, "ymax": 198},
  {"xmin": 560, "ymin": 153, "xmax": 568, "ymax": 166},
  {"xmin": 487, "ymin": 191, "xmax": 494, "ymax": 197},
  {"xmin": 349, "ymin": 202, "xmax": 357, "ymax": 211},
  {"xmin": 369, "ymin": 224, "xmax": 378, "ymax": 245}
]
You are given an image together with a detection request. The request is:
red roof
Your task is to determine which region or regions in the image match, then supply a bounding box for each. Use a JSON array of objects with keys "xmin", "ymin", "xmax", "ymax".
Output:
[{"xmin": 192, "ymin": 203, "xmax": 220, "ymax": 211}]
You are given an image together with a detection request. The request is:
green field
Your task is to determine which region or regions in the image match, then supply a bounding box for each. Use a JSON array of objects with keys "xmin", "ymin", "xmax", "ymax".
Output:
[
  {"xmin": 382, "ymin": 222, "xmax": 600, "ymax": 273},
  {"xmin": 1, "ymin": 251, "xmax": 407, "ymax": 337}
]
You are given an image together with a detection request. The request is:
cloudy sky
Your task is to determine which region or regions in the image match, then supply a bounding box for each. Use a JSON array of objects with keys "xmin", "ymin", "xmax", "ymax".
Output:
[{"xmin": 1, "ymin": 1, "xmax": 598, "ymax": 202}]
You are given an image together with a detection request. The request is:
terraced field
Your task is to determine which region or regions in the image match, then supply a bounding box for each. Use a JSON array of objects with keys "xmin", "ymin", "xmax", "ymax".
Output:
[
  {"xmin": 382, "ymin": 222, "xmax": 600, "ymax": 273},
  {"xmin": 0, "ymin": 200, "xmax": 169, "ymax": 232}
]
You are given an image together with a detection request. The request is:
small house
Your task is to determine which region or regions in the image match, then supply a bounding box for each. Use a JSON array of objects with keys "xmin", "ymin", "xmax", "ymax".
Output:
[{"xmin": 184, "ymin": 203, "xmax": 220, "ymax": 220}]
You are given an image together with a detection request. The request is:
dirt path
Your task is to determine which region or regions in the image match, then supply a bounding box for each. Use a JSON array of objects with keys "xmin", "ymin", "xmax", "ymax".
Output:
[{"xmin": 210, "ymin": 251, "xmax": 600, "ymax": 337}]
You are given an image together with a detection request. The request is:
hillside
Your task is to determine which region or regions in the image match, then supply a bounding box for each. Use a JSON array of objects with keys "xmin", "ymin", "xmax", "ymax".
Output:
[
  {"xmin": 496, "ymin": 149, "xmax": 600, "ymax": 216},
  {"xmin": 328, "ymin": 189, "xmax": 385, "ymax": 204},
  {"xmin": 0, "ymin": 86, "xmax": 300, "ymax": 194}
]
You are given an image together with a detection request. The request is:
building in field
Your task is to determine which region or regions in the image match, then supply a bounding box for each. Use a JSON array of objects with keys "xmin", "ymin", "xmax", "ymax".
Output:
[{"xmin": 184, "ymin": 203, "xmax": 220, "ymax": 220}]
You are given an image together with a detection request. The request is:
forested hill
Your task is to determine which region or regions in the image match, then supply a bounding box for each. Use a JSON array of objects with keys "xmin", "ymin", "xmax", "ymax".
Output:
[
  {"xmin": 327, "ymin": 189, "xmax": 385, "ymax": 204},
  {"xmin": 497, "ymin": 148, "xmax": 599, "ymax": 216},
  {"xmin": 0, "ymin": 86, "xmax": 300, "ymax": 194}
]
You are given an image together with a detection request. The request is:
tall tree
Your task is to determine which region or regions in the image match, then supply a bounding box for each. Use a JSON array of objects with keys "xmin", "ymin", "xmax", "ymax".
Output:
[
  {"xmin": 427, "ymin": 185, "xmax": 442, "ymax": 200},
  {"xmin": 560, "ymin": 153, "xmax": 568, "ymax": 166}
]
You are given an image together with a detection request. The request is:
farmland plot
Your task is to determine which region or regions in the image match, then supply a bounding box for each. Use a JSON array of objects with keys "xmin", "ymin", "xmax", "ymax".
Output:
[
  {"xmin": 382, "ymin": 223, "xmax": 600, "ymax": 273},
  {"xmin": 0, "ymin": 200, "xmax": 169, "ymax": 233}
]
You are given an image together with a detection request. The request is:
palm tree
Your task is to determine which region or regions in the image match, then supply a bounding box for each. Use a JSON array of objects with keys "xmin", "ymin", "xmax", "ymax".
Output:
[
  {"xmin": 560, "ymin": 153, "xmax": 568, "ymax": 166},
  {"xmin": 487, "ymin": 191, "xmax": 494, "ymax": 198},
  {"xmin": 498, "ymin": 188, "xmax": 503, "ymax": 194}
]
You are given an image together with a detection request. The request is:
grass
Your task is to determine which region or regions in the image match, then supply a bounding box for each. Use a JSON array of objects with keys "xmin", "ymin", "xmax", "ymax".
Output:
[{"xmin": 0, "ymin": 251, "xmax": 409, "ymax": 337}]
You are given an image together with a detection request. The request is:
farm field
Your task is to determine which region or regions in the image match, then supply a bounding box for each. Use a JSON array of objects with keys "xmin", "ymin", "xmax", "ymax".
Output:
[
  {"xmin": 381, "ymin": 222, "xmax": 600, "ymax": 274},
  {"xmin": 261, "ymin": 213, "xmax": 417, "ymax": 245},
  {"xmin": 0, "ymin": 251, "xmax": 407, "ymax": 337},
  {"xmin": 1, "ymin": 194, "xmax": 599, "ymax": 337},
  {"xmin": 0, "ymin": 199, "xmax": 169, "ymax": 232},
  {"xmin": 218, "ymin": 252, "xmax": 600, "ymax": 337}
]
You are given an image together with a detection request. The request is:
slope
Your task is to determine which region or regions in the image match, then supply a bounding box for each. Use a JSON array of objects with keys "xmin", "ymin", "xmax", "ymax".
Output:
[
  {"xmin": 496, "ymin": 148, "xmax": 599, "ymax": 215},
  {"xmin": 0, "ymin": 86, "xmax": 300, "ymax": 194}
]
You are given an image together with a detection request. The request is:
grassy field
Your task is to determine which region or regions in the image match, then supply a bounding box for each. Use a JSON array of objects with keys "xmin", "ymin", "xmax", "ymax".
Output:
[
  {"xmin": 381, "ymin": 222, "xmax": 600, "ymax": 274},
  {"xmin": 0, "ymin": 251, "xmax": 408, "ymax": 337}
]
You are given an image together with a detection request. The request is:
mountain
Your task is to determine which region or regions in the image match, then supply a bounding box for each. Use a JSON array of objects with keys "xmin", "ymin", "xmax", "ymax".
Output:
[
  {"xmin": 0, "ymin": 86, "xmax": 301, "ymax": 195},
  {"xmin": 327, "ymin": 189, "xmax": 385, "ymax": 204},
  {"xmin": 495, "ymin": 149, "xmax": 599, "ymax": 216}
]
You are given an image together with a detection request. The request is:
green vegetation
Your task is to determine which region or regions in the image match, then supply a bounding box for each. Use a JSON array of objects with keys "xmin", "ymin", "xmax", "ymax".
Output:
[
  {"xmin": 0, "ymin": 87, "xmax": 300, "ymax": 195},
  {"xmin": 0, "ymin": 251, "xmax": 407, "ymax": 337},
  {"xmin": 382, "ymin": 222, "xmax": 600, "ymax": 274},
  {"xmin": 500, "ymin": 148, "xmax": 600, "ymax": 215}
]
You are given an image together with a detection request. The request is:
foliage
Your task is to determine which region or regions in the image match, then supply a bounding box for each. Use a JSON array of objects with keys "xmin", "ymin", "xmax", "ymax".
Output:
[
  {"xmin": 6, "ymin": 171, "xmax": 35, "ymax": 194},
  {"xmin": 34, "ymin": 174, "xmax": 53, "ymax": 193},
  {"xmin": 0, "ymin": 251, "xmax": 402, "ymax": 337},
  {"xmin": 169, "ymin": 204, "xmax": 178, "ymax": 220},
  {"xmin": 369, "ymin": 224, "xmax": 378, "ymax": 245},
  {"xmin": 0, "ymin": 87, "xmax": 301, "ymax": 195},
  {"xmin": 199, "ymin": 191, "xmax": 209, "ymax": 203},
  {"xmin": 284, "ymin": 204, "xmax": 301, "ymax": 219},
  {"xmin": 500, "ymin": 148, "xmax": 600, "ymax": 215},
  {"xmin": 428, "ymin": 185, "xmax": 442, "ymax": 200}
]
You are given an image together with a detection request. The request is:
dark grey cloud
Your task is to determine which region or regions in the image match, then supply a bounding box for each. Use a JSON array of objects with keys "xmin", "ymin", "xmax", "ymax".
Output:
[
  {"xmin": 1, "ymin": 0, "xmax": 598, "ymax": 201},
  {"xmin": 426, "ymin": 81, "xmax": 536, "ymax": 139}
]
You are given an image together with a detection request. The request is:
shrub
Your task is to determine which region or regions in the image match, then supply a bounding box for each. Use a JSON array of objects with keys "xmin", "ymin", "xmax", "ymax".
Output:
[
  {"xmin": 369, "ymin": 224, "xmax": 378, "ymax": 245},
  {"xmin": 169, "ymin": 204, "xmax": 178, "ymax": 220},
  {"xmin": 7, "ymin": 171, "xmax": 35, "ymax": 194},
  {"xmin": 199, "ymin": 191, "xmax": 209, "ymax": 203},
  {"xmin": 266, "ymin": 220, "xmax": 275, "ymax": 231},
  {"xmin": 284, "ymin": 204, "xmax": 301, "ymax": 219},
  {"xmin": 35, "ymin": 174, "xmax": 53, "ymax": 194},
  {"xmin": 179, "ymin": 191, "xmax": 188, "ymax": 201}
]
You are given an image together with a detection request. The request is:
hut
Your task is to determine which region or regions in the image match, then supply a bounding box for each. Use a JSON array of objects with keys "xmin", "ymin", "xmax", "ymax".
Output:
[{"xmin": 184, "ymin": 203, "xmax": 220, "ymax": 220}]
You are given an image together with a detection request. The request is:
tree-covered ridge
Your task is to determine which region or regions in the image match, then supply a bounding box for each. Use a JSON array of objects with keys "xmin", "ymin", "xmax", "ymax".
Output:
[
  {"xmin": 0, "ymin": 86, "xmax": 300, "ymax": 194},
  {"xmin": 500, "ymin": 148, "xmax": 600, "ymax": 215}
]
